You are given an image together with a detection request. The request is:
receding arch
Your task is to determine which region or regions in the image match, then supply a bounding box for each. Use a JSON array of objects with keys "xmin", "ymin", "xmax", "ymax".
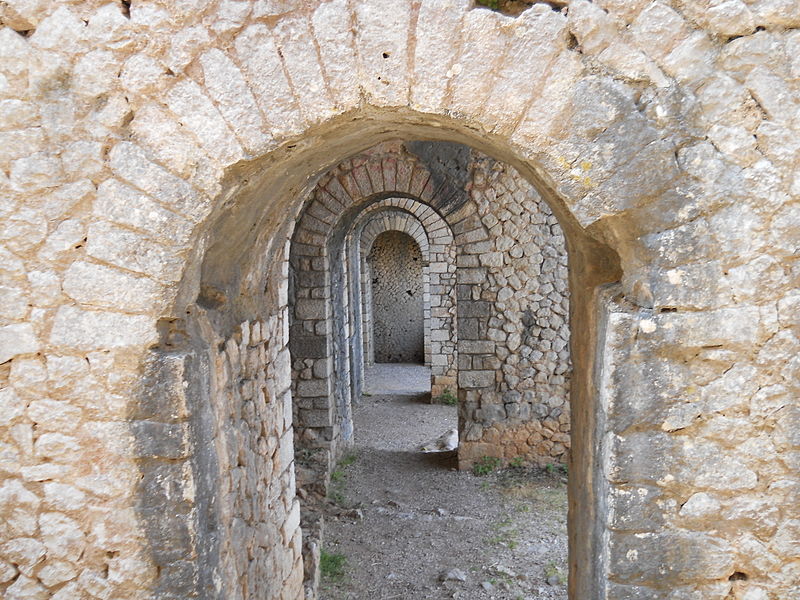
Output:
[
  {"xmin": 129, "ymin": 113, "xmax": 625, "ymax": 599},
  {"xmin": 288, "ymin": 145, "xmax": 467, "ymax": 465},
  {"xmin": 352, "ymin": 198, "xmax": 458, "ymax": 399},
  {"xmin": 282, "ymin": 140, "xmax": 581, "ymax": 597},
  {"xmin": 114, "ymin": 110, "xmax": 622, "ymax": 600},
  {"xmin": 366, "ymin": 230, "xmax": 425, "ymax": 363}
]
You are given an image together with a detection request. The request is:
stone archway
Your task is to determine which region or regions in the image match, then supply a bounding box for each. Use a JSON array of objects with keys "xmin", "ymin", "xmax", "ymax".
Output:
[
  {"xmin": 354, "ymin": 201, "xmax": 458, "ymax": 399},
  {"xmin": 287, "ymin": 146, "xmax": 465, "ymax": 465},
  {"xmin": 1, "ymin": 2, "xmax": 795, "ymax": 600},
  {"xmin": 359, "ymin": 211, "xmax": 433, "ymax": 368},
  {"xmin": 290, "ymin": 142, "xmax": 573, "ymax": 481},
  {"xmin": 289, "ymin": 142, "xmax": 576, "ymax": 596}
]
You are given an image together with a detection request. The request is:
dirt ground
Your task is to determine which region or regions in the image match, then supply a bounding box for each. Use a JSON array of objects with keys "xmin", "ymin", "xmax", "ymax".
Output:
[{"xmin": 319, "ymin": 365, "xmax": 568, "ymax": 600}]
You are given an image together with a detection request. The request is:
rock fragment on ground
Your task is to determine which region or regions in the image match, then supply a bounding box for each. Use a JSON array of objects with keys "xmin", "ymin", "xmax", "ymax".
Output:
[{"xmin": 439, "ymin": 568, "xmax": 467, "ymax": 582}]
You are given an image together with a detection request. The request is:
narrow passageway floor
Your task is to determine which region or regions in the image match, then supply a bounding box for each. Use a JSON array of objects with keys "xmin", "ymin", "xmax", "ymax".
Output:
[
  {"xmin": 320, "ymin": 365, "xmax": 568, "ymax": 600},
  {"xmin": 363, "ymin": 363, "xmax": 432, "ymax": 397}
]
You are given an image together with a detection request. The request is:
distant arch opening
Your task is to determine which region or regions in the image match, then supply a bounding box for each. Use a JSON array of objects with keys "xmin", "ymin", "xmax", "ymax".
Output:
[{"xmin": 367, "ymin": 230, "xmax": 425, "ymax": 364}]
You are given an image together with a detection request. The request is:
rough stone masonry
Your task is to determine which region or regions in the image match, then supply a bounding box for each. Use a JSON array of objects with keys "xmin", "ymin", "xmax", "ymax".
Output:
[
  {"xmin": 0, "ymin": 1, "xmax": 798, "ymax": 599},
  {"xmin": 368, "ymin": 230, "xmax": 426, "ymax": 364}
]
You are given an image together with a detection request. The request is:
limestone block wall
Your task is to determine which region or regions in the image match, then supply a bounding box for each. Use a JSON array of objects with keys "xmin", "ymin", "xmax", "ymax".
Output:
[
  {"xmin": 596, "ymin": 289, "xmax": 800, "ymax": 599},
  {"xmin": 367, "ymin": 230, "xmax": 425, "ymax": 363},
  {"xmin": 0, "ymin": 0, "xmax": 797, "ymax": 598},
  {"xmin": 289, "ymin": 220, "xmax": 347, "ymax": 467}
]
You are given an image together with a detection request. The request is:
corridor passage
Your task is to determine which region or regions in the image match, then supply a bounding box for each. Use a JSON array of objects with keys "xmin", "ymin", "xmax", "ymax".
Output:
[{"xmin": 320, "ymin": 365, "xmax": 568, "ymax": 600}]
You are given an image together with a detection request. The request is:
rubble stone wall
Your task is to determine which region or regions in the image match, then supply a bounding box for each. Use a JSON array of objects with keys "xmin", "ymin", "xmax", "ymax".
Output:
[
  {"xmin": 457, "ymin": 153, "xmax": 571, "ymax": 466},
  {"xmin": 193, "ymin": 311, "xmax": 302, "ymax": 600},
  {"xmin": 0, "ymin": 1, "xmax": 796, "ymax": 599},
  {"xmin": 367, "ymin": 231, "xmax": 425, "ymax": 364}
]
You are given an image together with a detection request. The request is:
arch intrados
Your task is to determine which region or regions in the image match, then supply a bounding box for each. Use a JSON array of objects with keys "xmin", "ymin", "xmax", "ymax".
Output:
[
  {"xmin": 359, "ymin": 211, "xmax": 430, "ymax": 258},
  {"xmin": 198, "ymin": 112, "xmax": 621, "ymax": 309},
  {"xmin": 356, "ymin": 197, "xmax": 456, "ymax": 243},
  {"xmin": 367, "ymin": 229, "xmax": 424, "ymax": 260},
  {"xmin": 353, "ymin": 200, "xmax": 455, "ymax": 252},
  {"xmin": 325, "ymin": 189, "xmax": 456, "ymax": 257}
]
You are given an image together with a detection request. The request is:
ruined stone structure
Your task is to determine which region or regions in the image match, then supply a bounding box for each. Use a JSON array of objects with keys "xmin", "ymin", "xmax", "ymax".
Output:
[
  {"xmin": 289, "ymin": 141, "xmax": 571, "ymax": 494},
  {"xmin": 0, "ymin": 1, "xmax": 798, "ymax": 599}
]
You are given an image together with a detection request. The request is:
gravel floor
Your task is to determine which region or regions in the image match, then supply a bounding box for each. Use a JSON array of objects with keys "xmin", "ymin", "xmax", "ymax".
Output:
[{"xmin": 320, "ymin": 364, "xmax": 568, "ymax": 600}]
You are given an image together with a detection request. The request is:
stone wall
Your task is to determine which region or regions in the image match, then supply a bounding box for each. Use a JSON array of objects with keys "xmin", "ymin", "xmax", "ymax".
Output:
[
  {"xmin": 192, "ymin": 313, "xmax": 302, "ymax": 600},
  {"xmin": 0, "ymin": 1, "xmax": 797, "ymax": 598},
  {"xmin": 368, "ymin": 230, "xmax": 425, "ymax": 364},
  {"xmin": 458, "ymin": 153, "xmax": 571, "ymax": 466},
  {"xmin": 155, "ymin": 235, "xmax": 302, "ymax": 600},
  {"xmin": 0, "ymin": 230, "xmax": 302, "ymax": 599}
]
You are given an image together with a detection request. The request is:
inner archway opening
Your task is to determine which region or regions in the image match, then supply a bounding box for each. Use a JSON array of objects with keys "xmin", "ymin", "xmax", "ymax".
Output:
[
  {"xmin": 368, "ymin": 230, "xmax": 425, "ymax": 366},
  {"xmin": 155, "ymin": 102, "xmax": 629, "ymax": 600},
  {"xmin": 288, "ymin": 140, "xmax": 572, "ymax": 599}
]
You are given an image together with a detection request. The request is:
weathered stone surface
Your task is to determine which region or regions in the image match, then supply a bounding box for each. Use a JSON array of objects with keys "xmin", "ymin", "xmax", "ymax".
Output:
[
  {"xmin": 354, "ymin": 0, "xmax": 412, "ymax": 106},
  {"xmin": 42, "ymin": 483, "xmax": 85, "ymax": 512},
  {"xmin": 679, "ymin": 492, "xmax": 721, "ymax": 521},
  {"xmin": 129, "ymin": 421, "xmax": 190, "ymax": 460},
  {"xmin": 39, "ymin": 512, "xmax": 85, "ymax": 562},
  {"xmin": 37, "ymin": 559, "xmax": 77, "ymax": 588},
  {"xmin": 5, "ymin": 573, "xmax": 47, "ymax": 600},
  {"xmin": 0, "ymin": 479, "xmax": 40, "ymax": 538},
  {"xmin": 199, "ymin": 48, "xmax": 273, "ymax": 154},
  {"xmin": 234, "ymin": 23, "xmax": 304, "ymax": 139},
  {"xmin": 0, "ymin": 324, "xmax": 39, "ymax": 364},
  {"xmin": 368, "ymin": 231, "xmax": 425, "ymax": 363},
  {"xmin": 62, "ymin": 260, "xmax": 164, "ymax": 314},
  {"xmin": 85, "ymin": 222, "xmax": 187, "ymax": 282},
  {"xmin": 609, "ymin": 532, "xmax": 734, "ymax": 585},
  {"xmin": 0, "ymin": 2, "xmax": 797, "ymax": 599},
  {"xmin": 311, "ymin": 0, "xmax": 359, "ymax": 111},
  {"xmin": 49, "ymin": 306, "xmax": 157, "ymax": 350},
  {"xmin": 26, "ymin": 400, "xmax": 80, "ymax": 433},
  {"xmin": 0, "ymin": 538, "xmax": 46, "ymax": 576}
]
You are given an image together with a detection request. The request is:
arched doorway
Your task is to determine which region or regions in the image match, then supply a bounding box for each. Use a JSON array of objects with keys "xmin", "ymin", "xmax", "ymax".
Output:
[
  {"xmin": 352, "ymin": 198, "xmax": 458, "ymax": 400},
  {"xmin": 8, "ymin": 2, "xmax": 784, "ymax": 599},
  {"xmin": 367, "ymin": 230, "xmax": 426, "ymax": 365},
  {"xmin": 286, "ymin": 139, "xmax": 580, "ymax": 596}
]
